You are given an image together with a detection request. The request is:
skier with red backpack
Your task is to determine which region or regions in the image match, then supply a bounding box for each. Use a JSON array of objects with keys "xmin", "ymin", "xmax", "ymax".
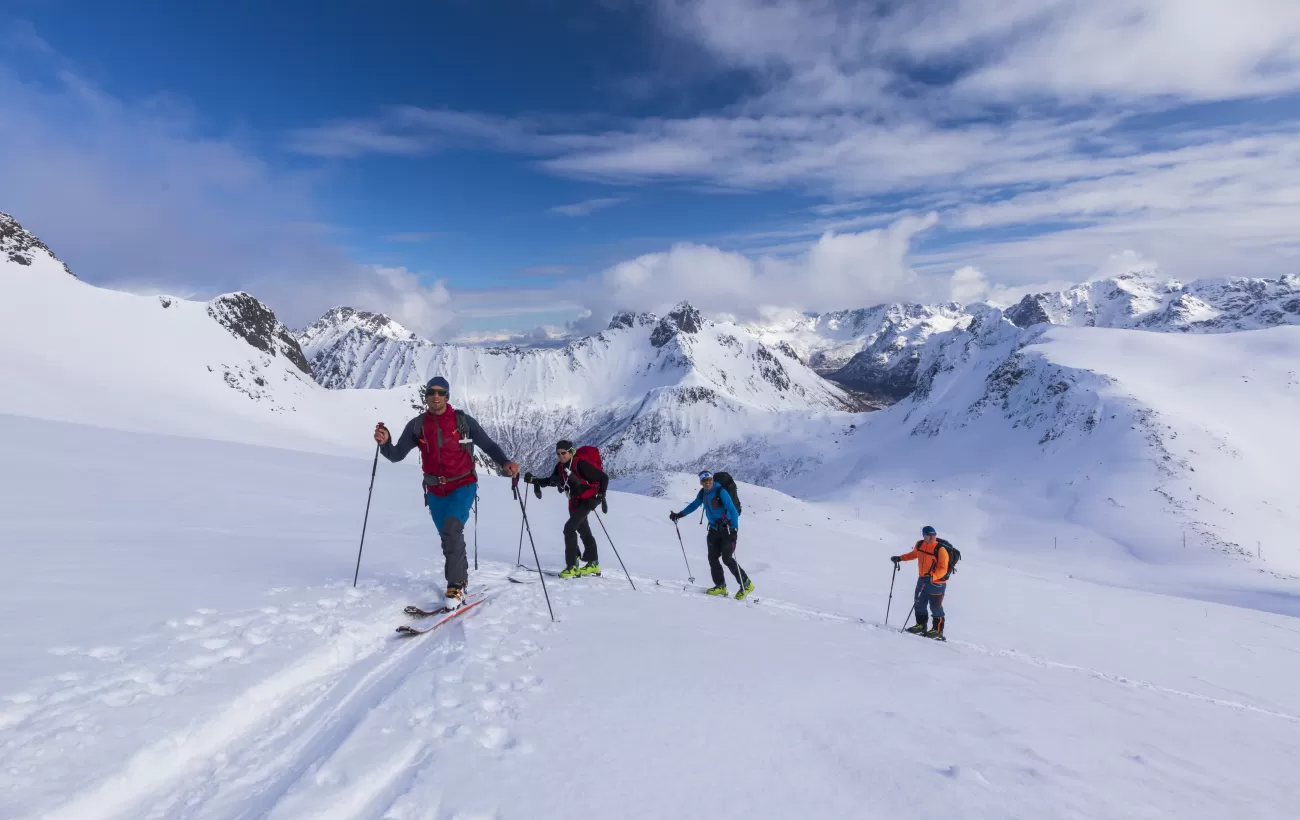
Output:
[
  {"xmin": 523, "ymin": 440, "xmax": 609, "ymax": 578},
  {"xmin": 373, "ymin": 377, "xmax": 518, "ymax": 609}
]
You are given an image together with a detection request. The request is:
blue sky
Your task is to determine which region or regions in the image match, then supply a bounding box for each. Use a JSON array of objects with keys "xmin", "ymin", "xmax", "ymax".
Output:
[{"xmin": 3, "ymin": 0, "xmax": 1300, "ymax": 339}]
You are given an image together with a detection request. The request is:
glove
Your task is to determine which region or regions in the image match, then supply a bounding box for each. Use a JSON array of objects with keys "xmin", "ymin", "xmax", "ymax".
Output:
[
  {"xmin": 669, "ymin": 511, "xmax": 682, "ymax": 522},
  {"xmin": 532, "ymin": 483, "xmax": 543, "ymax": 500},
  {"xmin": 599, "ymin": 495, "xmax": 608, "ymax": 514},
  {"xmin": 890, "ymin": 556, "xmax": 901, "ymax": 564},
  {"xmin": 523, "ymin": 472, "xmax": 535, "ymax": 484}
]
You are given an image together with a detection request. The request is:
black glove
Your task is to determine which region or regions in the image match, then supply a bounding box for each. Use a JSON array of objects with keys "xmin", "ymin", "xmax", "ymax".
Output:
[
  {"xmin": 890, "ymin": 556, "xmax": 901, "ymax": 564},
  {"xmin": 669, "ymin": 511, "xmax": 682, "ymax": 522},
  {"xmin": 532, "ymin": 483, "xmax": 543, "ymax": 500},
  {"xmin": 523, "ymin": 472, "xmax": 535, "ymax": 484},
  {"xmin": 599, "ymin": 495, "xmax": 608, "ymax": 514}
]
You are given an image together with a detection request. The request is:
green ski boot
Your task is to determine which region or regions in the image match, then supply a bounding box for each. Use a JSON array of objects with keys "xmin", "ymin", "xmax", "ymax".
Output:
[
  {"xmin": 904, "ymin": 619, "xmax": 928, "ymax": 635},
  {"xmin": 577, "ymin": 561, "xmax": 601, "ymax": 577},
  {"xmin": 705, "ymin": 585, "xmax": 728, "ymax": 596},
  {"xmin": 925, "ymin": 617, "xmax": 946, "ymax": 641},
  {"xmin": 558, "ymin": 565, "xmax": 582, "ymax": 579},
  {"xmin": 735, "ymin": 579, "xmax": 755, "ymax": 600}
]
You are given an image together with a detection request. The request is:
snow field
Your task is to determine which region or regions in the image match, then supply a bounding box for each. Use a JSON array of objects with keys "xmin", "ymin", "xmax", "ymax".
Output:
[{"xmin": 3, "ymin": 415, "xmax": 1298, "ymax": 819}]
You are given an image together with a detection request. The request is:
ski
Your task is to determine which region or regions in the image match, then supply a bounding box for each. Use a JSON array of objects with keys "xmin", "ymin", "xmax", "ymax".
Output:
[
  {"xmin": 395, "ymin": 593, "xmax": 490, "ymax": 636},
  {"xmin": 653, "ymin": 579, "xmax": 760, "ymax": 602}
]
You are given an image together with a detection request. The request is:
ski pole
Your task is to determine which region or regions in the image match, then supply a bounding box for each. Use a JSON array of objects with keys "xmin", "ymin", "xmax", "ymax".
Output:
[
  {"xmin": 473, "ymin": 495, "xmax": 479, "ymax": 571},
  {"xmin": 352, "ymin": 441, "xmax": 381, "ymax": 587},
  {"xmin": 884, "ymin": 562, "xmax": 899, "ymax": 625},
  {"xmin": 673, "ymin": 520, "xmax": 695, "ymax": 583},
  {"xmin": 515, "ymin": 485, "xmax": 529, "ymax": 568},
  {"xmin": 513, "ymin": 476, "xmax": 555, "ymax": 621},
  {"xmin": 594, "ymin": 510, "xmax": 635, "ymax": 590}
]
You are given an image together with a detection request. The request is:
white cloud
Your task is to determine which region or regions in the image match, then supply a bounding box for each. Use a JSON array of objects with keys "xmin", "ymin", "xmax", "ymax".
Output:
[
  {"xmin": 949, "ymin": 266, "xmax": 988, "ymax": 304},
  {"xmin": 579, "ymin": 213, "xmax": 943, "ymax": 326},
  {"xmin": 548, "ymin": 197, "xmax": 627, "ymax": 216}
]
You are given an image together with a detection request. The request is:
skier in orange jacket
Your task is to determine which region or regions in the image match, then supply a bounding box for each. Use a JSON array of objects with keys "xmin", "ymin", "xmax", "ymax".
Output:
[{"xmin": 892, "ymin": 525, "xmax": 952, "ymax": 639}]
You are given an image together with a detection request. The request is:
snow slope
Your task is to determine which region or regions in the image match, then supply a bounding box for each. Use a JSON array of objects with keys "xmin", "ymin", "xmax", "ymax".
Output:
[
  {"xmin": 2, "ymin": 414, "xmax": 1297, "ymax": 820},
  {"xmin": 805, "ymin": 307, "xmax": 1300, "ymax": 579},
  {"xmin": 0, "ymin": 220, "xmax": 410, "ymax": 457}
]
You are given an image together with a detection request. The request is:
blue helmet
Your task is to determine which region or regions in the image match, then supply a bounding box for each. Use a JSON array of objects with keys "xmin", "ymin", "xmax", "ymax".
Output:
[{"xmin": 921, "ymin": 525, "xmax": 937, "ymax": 536}]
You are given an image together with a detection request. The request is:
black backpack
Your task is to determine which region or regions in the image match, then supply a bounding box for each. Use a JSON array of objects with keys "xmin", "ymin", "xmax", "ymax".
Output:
[
  {"xmin": 937, "ymin": 537, "xmax": 961, "ymax": 575},
  {"xmin": 711, "ymin": 471, "xmax": 742, "ymax": 515}
]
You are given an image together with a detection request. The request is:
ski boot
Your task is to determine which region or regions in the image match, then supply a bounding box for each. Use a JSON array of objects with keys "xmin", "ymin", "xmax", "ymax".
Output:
[
  {"xmin": 444, "ymin": 584, "xmax": 466, "ymax": 610},
  {"xmin": 904, "ymin": 618, "xmax": 928, "ymax": 635},
  {"xmin": 924, "ymin": 617, "xmax": 946, "ymax": 641},
  {"xmin": 577, "ymin": 561, "xmax": 601, "ymax": 577},
  {"xmin": 735, "ymin": 578, "xmax": 755, "ymax": 600},
  {"xmin": 705, "ymin": 585, "xmax": 728, "ymax": 596},
  {"xmin": 558, "ymin": 565, "xmax": 582, "ymax": 579}
]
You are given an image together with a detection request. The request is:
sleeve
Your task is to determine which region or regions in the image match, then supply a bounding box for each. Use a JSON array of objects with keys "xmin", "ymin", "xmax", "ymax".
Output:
[
  {"xmin": 931, "ymin": 545, "xmax": 950, "ymax": 579},
  {"xmin": 678, "ymin": 491, "xmax": 704, "ymax": 518},
  {"xmin": 380, "ymin": 416, "xmax": 422, "ymax": 463},
  {"xmin": 718, "ymin": 488, "xmax": 739, "ymax": 525},
  {"xmin": 576, "ymin": 460, "xmax": 609, "ymax": 496},
  {"xmin": 533, "ymin": 463, "xmax": 562, "ymax": 488},
  {"xmin": 897, "ymin": 541, "xmax": 921, "ymax": 562},
  {"xmin": 464, "ymin": 413, "xmax": 511, "ymax": 467}
]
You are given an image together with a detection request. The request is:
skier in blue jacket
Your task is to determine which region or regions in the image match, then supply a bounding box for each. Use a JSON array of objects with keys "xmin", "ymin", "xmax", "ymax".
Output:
[{"xmin": 670, "ymin": 471, "xmax": 754, "ymax": 599}]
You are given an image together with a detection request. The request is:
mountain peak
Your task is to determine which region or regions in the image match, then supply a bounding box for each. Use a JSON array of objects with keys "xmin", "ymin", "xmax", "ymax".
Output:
[
  {"xmin": 607, "ymin": 310, "xmax": 658, "ymax": 331},
  {"xmin": 299, "ymin": 306, "xmax": 416, "ymax": 344},
  {"xmin": 0, "ymin": 212, "xmax": 76, "ymax": 278},
  {"xmin": 650, "ymin": 302, "xmax": 704, "ymax": 347},
  {"xmin": 207, "ymin": 292, "xmax": 313, "ymax": 375}
]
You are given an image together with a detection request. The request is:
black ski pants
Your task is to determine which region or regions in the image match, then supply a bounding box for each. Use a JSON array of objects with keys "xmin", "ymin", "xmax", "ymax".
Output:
[
  {"xmin": 707, "ymin": 526, "xmax": 749, "ymax": 588},
  {"xmin": 563, "ymin": 497, "xmax": 600, "ymax": 567}
]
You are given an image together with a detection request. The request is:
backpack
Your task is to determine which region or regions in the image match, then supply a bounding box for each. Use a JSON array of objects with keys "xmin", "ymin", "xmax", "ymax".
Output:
[
  {"xmin": 937, "ymin": 538, "xmax": 961, "ymax": 575},
  {"xmin": 454, "ymin": 410, "xmax": 474, "ymax": 458},
  {"xmin": 711, "ymin": 471, "xmax": 742, "ymax": 515},
  {"xmin": 568, "ymin": 446, "xmax": 603, "ymax": 499}
]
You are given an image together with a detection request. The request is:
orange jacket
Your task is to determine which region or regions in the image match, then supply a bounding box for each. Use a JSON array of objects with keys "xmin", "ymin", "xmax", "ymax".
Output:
[{"xmin": 899, "ymin": 539, "xmax": 950, "ymax": 583}]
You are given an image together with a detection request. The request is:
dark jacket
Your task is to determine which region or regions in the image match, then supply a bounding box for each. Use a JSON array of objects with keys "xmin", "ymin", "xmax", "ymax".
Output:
[{"xmin": 535, "ymin": 458, "xmax": 609, "ymax": 499}]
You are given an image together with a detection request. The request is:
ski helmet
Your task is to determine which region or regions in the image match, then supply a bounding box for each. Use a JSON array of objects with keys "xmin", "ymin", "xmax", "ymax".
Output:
[{"xmin": 921, "ymin": 525, "xmax": 937, "ymax": 536}]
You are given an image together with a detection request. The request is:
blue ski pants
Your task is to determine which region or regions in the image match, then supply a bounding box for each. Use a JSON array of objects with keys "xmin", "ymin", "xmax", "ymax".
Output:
[
  {"xmin": 426, "ymin": 483, "xmax": 477, "ymax": 587},
  {"xmin": 913, "ymin": 577, "xmax": 946, "ymax": 626}
]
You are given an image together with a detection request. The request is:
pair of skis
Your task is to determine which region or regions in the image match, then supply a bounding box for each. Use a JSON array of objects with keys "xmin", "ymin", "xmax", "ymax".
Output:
[{"xmin": 395, "ymin": 589, "xmax": 491, "ymax": 636}]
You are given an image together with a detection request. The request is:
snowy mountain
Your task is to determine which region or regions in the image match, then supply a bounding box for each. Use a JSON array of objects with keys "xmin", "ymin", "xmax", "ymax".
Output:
[
  {"xmin": 806, "ymin": 302, "xmax": 1300, "ymax": 575},
  {"xmin": 1004, "ymin": 269, "xmax": 1300, "ymax": 332},
  {"xmin": 741, "ymin": 303, "xmax": 970, "ymax": 401},
  {"xmin": 0, "ymin": 214, "xmax": 409, "ymax": 455},
  {"xmin": 299, "ymin": 301, "xmax": 865, "ymax": 479}
]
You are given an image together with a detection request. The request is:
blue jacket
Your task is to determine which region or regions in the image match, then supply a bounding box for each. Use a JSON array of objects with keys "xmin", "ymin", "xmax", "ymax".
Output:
[{"xmin": 678, "ymin": 486, "xmax": 740, "ymax": 530}]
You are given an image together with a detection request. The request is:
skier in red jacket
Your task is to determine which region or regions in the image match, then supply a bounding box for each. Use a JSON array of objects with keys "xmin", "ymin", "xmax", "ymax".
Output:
[{"xmin": 374, "ymin": 377, "xmax": 518, "ymax": 608}]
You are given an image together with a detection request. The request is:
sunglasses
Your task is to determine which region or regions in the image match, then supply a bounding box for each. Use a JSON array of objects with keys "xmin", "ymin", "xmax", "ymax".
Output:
[
  {"xmin": 700, "ymin": 477, "xmax": 714, "ymax": 484},
  {"xmin": 426, "ymin": 388, "xmax": 449, "ymax": 397}
]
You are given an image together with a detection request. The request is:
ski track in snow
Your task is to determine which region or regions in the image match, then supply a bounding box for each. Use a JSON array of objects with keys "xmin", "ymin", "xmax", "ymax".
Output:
[
  {"xmin": 5, "ymin": 571, "xmax": 546, "ymax": 820},
  {"xmin": 641, "ymin": 572, "xmax": 1300, "ymax": 725},
  {"xmin": 5, "ymin": 562, "xmax": 1296, "ymax": 819}
]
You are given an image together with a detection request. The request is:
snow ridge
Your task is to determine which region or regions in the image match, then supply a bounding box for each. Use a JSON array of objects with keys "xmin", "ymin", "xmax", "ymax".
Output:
[{"xmin": 0, "ymin": 212, "xmax": 75, "ymax": 278}]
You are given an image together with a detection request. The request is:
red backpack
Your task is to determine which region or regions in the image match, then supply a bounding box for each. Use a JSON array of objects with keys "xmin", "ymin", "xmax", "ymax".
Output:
[{"xmin": 568, "ymin": 446, "xmax": 603, "ymax": 499}]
